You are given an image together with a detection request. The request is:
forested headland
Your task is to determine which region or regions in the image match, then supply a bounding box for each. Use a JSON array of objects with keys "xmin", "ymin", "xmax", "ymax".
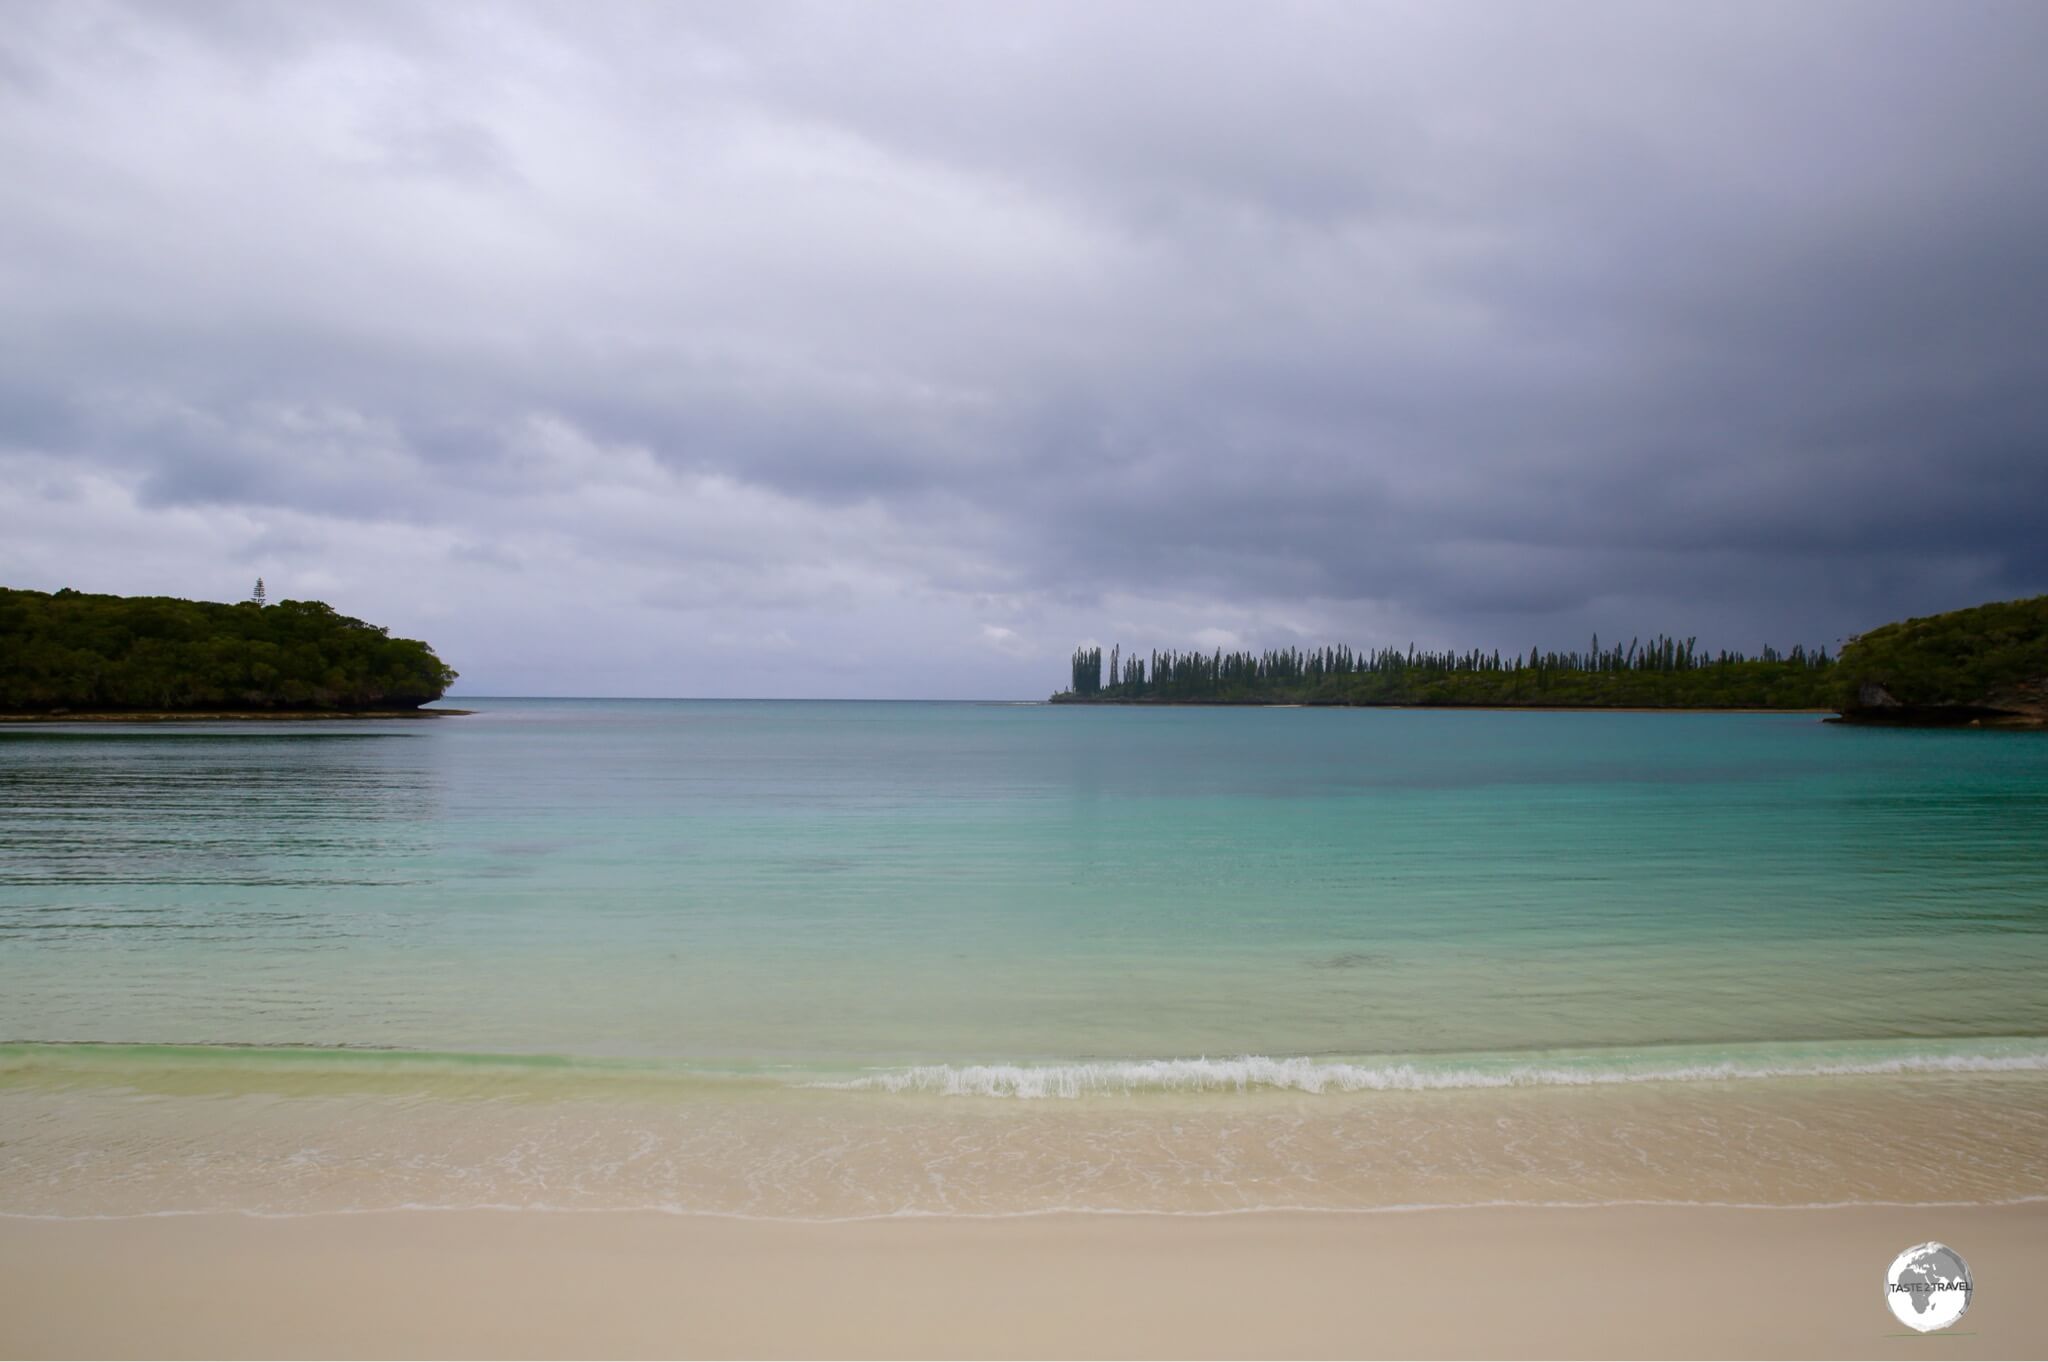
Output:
[
  {"xmin": 1831, "ymin": 595, "xmax": 2048, "ymax": 725},
  {"xmin": 0, "ymin": 586, "xmax": 458, "ymax": 715},
  {"xmin": 1052, "ymin": 635, "xmax": 1836, "ymax": 709}
]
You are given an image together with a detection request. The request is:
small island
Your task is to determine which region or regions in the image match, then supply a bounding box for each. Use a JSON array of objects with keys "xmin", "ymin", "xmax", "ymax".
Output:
[
  {"xmin": 0, "ymin": 586, "xmax": 459, "ymax": 719},
  {"xmin": 1050, "ymin": 595, "xmax": 2048, "ymax": 726}
]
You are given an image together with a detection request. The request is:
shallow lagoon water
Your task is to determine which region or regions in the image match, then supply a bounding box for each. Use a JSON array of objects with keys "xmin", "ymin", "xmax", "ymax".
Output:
[{"xmin": 3, "ymin": 701, "xmax": 2044, "ymax": 1216}]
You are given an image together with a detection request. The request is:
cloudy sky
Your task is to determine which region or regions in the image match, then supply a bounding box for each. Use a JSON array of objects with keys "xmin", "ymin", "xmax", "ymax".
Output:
[{"xmin": 3, "ymin": 1, "xmax": 2045, "ymax": 697}]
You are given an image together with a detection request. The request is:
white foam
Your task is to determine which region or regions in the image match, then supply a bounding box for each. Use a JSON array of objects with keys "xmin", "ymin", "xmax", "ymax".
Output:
[{"xmin": 814, "ymin": 1048, "xmax": 2048, "ymax": 1098}]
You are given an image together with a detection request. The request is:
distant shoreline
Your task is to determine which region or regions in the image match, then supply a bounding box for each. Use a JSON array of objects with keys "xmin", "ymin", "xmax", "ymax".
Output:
[
  {"xmin": 1050, "ymin": 698, "xmax": 1839, "ymax": 715},
  {"xmin": 0, "ymin": 708, "xmax": 474, "ymax": 723}
]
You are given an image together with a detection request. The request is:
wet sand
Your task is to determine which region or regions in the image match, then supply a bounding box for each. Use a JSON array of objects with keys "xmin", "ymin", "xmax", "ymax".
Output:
[{"xmin": 2, "ymin": 1202, "xmax": 2041, "ymax": 1359}]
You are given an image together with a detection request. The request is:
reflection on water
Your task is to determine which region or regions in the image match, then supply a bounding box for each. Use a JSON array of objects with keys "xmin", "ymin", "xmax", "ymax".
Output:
[{"xmin": 0, "ymin": 732, "xmax": 440, "ymax": 893}]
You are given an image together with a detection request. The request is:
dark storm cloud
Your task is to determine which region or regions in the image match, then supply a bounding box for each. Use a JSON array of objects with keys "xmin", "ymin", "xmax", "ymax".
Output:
[{"xmin": 2, "ymin": 0, "xmax": 2046, "ymax": 695}]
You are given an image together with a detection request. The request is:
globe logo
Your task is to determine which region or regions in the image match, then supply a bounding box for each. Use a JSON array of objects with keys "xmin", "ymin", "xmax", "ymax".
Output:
[{"xmin": 1884, "ymin": 1242, "xmax": 1972, "ymax": 1332}]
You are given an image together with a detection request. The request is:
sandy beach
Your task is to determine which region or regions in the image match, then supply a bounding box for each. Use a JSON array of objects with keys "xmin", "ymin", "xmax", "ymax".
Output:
[{"xmin": 2, "ymin": 1202, "xmax": 2040, "ymax": 1359}]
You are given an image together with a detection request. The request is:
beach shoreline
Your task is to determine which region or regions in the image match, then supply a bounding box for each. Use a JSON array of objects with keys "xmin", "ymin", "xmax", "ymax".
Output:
[{"xmin": 2, "ymin": 1202, "xmax": 2039, "ymax": 1359}]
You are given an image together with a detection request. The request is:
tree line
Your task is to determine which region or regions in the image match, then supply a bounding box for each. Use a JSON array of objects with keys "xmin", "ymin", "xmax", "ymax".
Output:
[
  {"xmin": 1063, "ymin": 633, "xmax": 1837, "ymax": 708},
  {"xmin": 0, "ymin": 586, "xmax": 458, "ymax": 713}
]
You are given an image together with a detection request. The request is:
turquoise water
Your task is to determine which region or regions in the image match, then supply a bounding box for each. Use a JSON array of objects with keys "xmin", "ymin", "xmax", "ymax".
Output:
[
  {"xmin": 5, "ymin": 700, "xmax": 2048, "ymax": 1217},
  {"xmin": 4, "ymin": 700, "xmax": 2045, "ymax": 1073}
]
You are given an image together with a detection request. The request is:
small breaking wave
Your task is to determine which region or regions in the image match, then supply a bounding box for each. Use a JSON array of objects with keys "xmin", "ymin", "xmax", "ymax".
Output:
[
  {"xmin": 815, "ymin": 1043, "xmax": 2048, "ymax": 1098},
  {"xmin": 9, "ymin": 1037, "xmax": 2047, "ymax": 1103}
]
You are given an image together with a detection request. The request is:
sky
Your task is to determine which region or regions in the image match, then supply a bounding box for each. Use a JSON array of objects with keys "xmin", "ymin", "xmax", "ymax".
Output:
[{"xmin": 3, "ymin": 1, "xmax": 2046, "ymax": 698}]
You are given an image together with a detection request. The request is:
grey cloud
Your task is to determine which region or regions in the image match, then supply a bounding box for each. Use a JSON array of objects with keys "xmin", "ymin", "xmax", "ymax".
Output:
[{"xmin": 3, "ymin": 0, "xmax": 2046, "ymax": 695}]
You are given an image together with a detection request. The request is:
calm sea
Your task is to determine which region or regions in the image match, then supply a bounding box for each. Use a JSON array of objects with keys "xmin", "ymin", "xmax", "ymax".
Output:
[{"xmin": 3, "ymin": 700, "xmax": 2045, "ymax": 1217}]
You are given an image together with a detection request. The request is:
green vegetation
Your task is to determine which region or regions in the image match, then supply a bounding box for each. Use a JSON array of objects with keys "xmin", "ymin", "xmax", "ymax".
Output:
[
  {"xmin": 1835, "ymin": 595, "xmax": 2048, "ymax": 722},
  {"xmin": 1058, "ymin": 634, "xmax": 1837, "ymax": 709},
  {"xmin": 0, "ymin": 586, "xmax": 457, "ymax": 713}
]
